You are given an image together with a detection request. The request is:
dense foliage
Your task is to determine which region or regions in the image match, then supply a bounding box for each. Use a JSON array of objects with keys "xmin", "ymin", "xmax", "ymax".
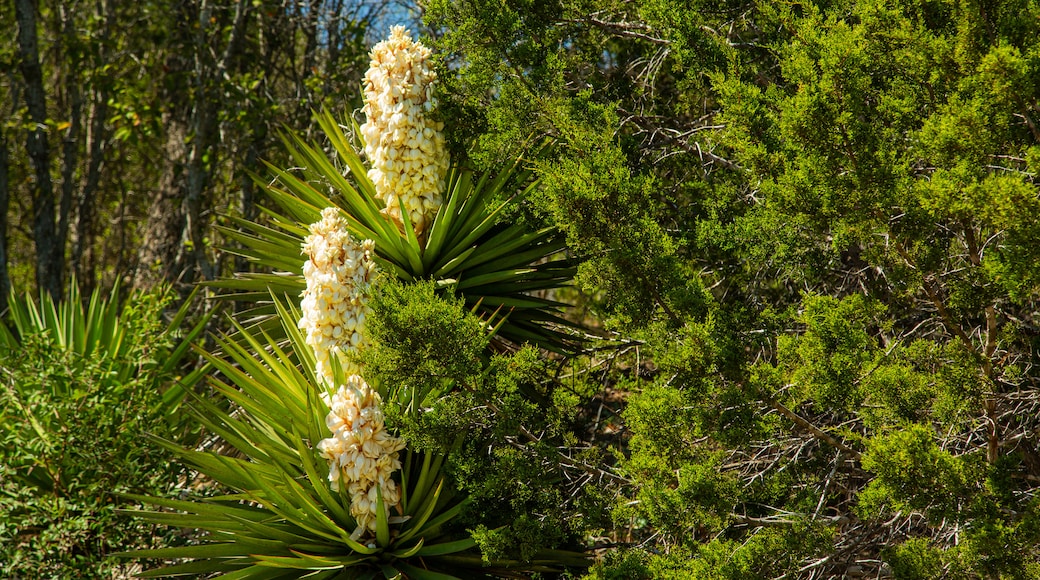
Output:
[
  {"xmin": 0, "ymin": 283, "xmax": 207, "ymax": 578},
  {"xmin": 424, "ymin": 0, "xmax": 1040, "ymax": 577}
]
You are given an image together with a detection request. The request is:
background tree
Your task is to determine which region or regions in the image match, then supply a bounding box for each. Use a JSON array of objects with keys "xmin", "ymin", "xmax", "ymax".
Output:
[
  {"xmin": 14, "ymin": 0, "xmax": 63, "ymax": 300},
  {"xmin": 1, "ymin": 0, "xmax": 394, "ymax": 297},
  {"xmin": 426, "ymin": 0, "xmax": 1040, "ymax": 577}
]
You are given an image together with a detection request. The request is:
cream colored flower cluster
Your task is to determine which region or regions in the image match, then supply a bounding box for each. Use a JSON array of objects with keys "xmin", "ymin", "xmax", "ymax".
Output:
[
  {"xmin": 360, "ymin": 25, "xmax": 449, "ymax": 237},
  {"xmin": 299, "ymin": 207, "xmax": 377, "ymax": 385},
  {"xmin": 317, "ymin": 375, "xmax": 406, "ymax": 537}
]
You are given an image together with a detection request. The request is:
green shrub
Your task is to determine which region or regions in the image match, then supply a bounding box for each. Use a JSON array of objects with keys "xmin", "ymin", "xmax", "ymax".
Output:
[{"xmin": 0, "ymin": 283, "xmax": 208, "ymax": 578}]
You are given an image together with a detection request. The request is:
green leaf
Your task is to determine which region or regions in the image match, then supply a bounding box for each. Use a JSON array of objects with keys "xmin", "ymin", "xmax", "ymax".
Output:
[
  {"xmin": 392, "ymin": 562, "xmax": 463, "ymax": 580},
  {"xmin": 413, "ymin": 537, "xmax": 476, "ymax": 557}
]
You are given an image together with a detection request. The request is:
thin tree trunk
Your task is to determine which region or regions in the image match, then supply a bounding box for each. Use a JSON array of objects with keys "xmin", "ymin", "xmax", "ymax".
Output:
[
  {"xmin": 74, "ymin": 88, "xmax": 106, "ymax": 292},
  {"xmin": 135, "ymin": 0, "xmax": 193, "ymax": 289},
  {"xmin": 0, "ymin": 132, "xmax": 10, "ymax": 313},
  {"xmin": 58, "ymin": 3, "xmax": 81, "ymax": 286},
  {"xmin": 16, "ymin": 0, "xmax": 62, "ymax": 301}
]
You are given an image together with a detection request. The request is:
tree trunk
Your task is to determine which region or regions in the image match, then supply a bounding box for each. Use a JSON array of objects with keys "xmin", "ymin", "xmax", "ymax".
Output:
[
  {"xmin": 16, "ymin": 0, "xmax": 63, "ymax": 301},
  {"xmin": 0, "ymin": 131, "xmax": 10, "ymax": 313},
  {"xmin": 135, "ymin": 102, "xmax": 190, "ymax": 289},
  {"xmin": 57, "ymin": 3, "xmax": 80, "ymax": 288},
  {"xmin": 73, "ymin": 90, "xmax": 106, "ymax": 292},
  {"xmin": 134, "ymin": 0, "xmax": 195, "ymax": 290}
]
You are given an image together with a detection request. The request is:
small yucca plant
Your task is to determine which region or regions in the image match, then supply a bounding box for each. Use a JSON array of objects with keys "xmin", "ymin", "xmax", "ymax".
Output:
[
  {"xmin": 116, "ymin": 299, "xmax": 589, "ymax": 578},
  {"xmin": 0, "ymin": 281, "xmax": 211, "ymax": 577},
  {"xmin": 213, "ymin": 28, "xmax": 579, "ymax": 353},
  {"xmin": 0, "ymin": 281, "xmax": 210, "ymax": 441}
]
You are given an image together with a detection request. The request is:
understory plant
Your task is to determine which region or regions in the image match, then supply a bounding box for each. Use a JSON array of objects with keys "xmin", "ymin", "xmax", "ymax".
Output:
[{"xmin": 0, "ymin": 281, "xmax": 209, "ymax": 578}]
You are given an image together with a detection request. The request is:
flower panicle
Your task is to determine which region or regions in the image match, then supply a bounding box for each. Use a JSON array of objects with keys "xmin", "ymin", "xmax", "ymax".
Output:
[
  {"xmin": 316, "ymin": 375, "xmax": 406, "ymax": 538},
  {"xmin": 299, "ymin": 207, "xmax": 378, "ymax": 385},
  {"xmin": 360, "ymin": 25, "xmax": 449, "ymax": 237}
]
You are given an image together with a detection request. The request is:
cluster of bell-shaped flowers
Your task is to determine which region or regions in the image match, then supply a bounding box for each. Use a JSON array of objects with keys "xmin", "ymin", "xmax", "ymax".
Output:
[
  {"xmin": 360, "ymin": 25, "xmax": 449, "ymax": 237},
  {"xmin": 316, "ymin": 375, "xmax": 407, "ymax": 538},
  {"xmin": 300, "ymin": 208, "xmax": 407, "ymax": 538},
  {"xmin": 299, "ymin": 207, "xmax": 377, "ymax": 385}
]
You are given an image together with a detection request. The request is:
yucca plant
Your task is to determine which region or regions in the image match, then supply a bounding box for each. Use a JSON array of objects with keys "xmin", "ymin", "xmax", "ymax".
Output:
[
  {"xmin": 117, "ymin": 298, "xmax": 590, "ymax": 578},
  {"xmin": 213, "ymin": 28, "xmax": 580, "ymax": 353}
]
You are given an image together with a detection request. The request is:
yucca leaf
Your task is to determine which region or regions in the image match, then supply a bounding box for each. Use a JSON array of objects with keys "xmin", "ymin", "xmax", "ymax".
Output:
[
  {"xmin": 231, "ymin": 471, "xmax": 348, "ymax": 546},
  {"xmin": 283, "ymin": 135, "xmax": 403, "ymax": 253},
  {"xmin": 257, "ymin": 170, "xmax": 325, "ymax": 222},
  {"xmin": 220, "ymin": 226, "xmax": 302, "ymax": 261},
  {"xmin": 395, "ymin": 478, "xmax": 444, "ymax": 544},
  {"xmin": 223, "ymin": 513, "xmax": 328, "ymax": 547},
  {"xmin": 446, "ymin": 195, "xmax": 513, "ymax": 255},
  {"xmin": 120, "ymin": 542, "xmax": 264, "ymax": 560},
  {"xmin": 225, "ymin": 214, "xmax": 306, "ymax": 246},
  {"xmin": 412, "ymin": 537, "xmax": 477, "ymax": 557},
  {"xmin": 263, "ymin": 457, "xmax": 356, "ymax": 544},
  {"xmin": 457, "ymin": 224, "xmax": 551, "ymax": 267},
  {"xmin": 252, "ymin": 549, "xmax": 353, "ymax": 570},
  {"xmin": 392, "ymin": 562, "xmax": 463, "ymax": 580},
  {"xmin": 121, "ymin": 493, "xmax": 271, "ymax": 524},
  {"xmin": 411, "ymin": 496, "xmax": 472, "ymax": 540},
  {"xmin": 319, "ymin": 111, "xmax": 380, "ymax": 202},
  {"xmin": 395, "ymin": 193, "xmax": 425, "ymax": 273},
  {"xmin": 203, "ymin": 273, "xmax": 302, "ymax": 294},
  {"xmin": 291, "ymin": 436, "xmax": 353, "ymax": 529},
  {"xmin": 459, "ymin": 238, "xmax": 564, "ymax": 276},
  {"xmin": 375, "ymin": 485, "xmax": 391, "ymax": 548},
  {"xmin": 390, "ymin": 538, "xmax": 425, "ymax": 558},
  {"xmin": 405, "ymin": 451, "xmax": 443, "ymax": 516},
  {"xmin": 134, "ymin": 558, "xmax": 248, "ymax": 578},
  {"xmin": 209, "ymin": 565, "xmax": 310, "ymax": 580},
  {"xmin": 422, "ymin": 167, "xmax": 466, "ymax": 267},
  {"xmin": 430, "ymin": 245, "xmax": 478, "ymax": 278}
]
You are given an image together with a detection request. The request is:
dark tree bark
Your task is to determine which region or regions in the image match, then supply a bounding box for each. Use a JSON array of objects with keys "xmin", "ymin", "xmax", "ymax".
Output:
[
  {"xmin": 57, "ymin": 2, "xmax": 80, "ymax": 287},
  {"xmin": 136, "ymin": 0, "xmax": 250, "ymax": 289},
  {"xmin": 16, "ymin": 0, "xmax": 63, "ymax": 301},
  {"xmin": 73, "ymin": 90, "xmax": 106, "ymax": 292},
  {"xmin": 0, "ymin": 131, "xmax": 10, "ymax": 314}
]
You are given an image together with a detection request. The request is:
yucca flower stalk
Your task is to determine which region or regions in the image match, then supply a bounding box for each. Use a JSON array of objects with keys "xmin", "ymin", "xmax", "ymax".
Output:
[
  {"xmin": 317, "ymin": 375, "xmax": 406, "ymax": 540},
  {"xmin": 299, "ymin": 207, "xmax": 378, "ymax": 384},
  {"xmin": 299, "ymin": 208, "xmax": 409, "ymax": 541},
  {"xmin": 361, "ymin": 26, "xmax": 449, "ymax": 238}
]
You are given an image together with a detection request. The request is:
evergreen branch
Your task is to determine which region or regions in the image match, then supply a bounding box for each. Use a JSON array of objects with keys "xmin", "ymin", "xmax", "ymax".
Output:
[
  {"xmin": 962, "ymin": 223, "xmax": 1003, "ymax": 464},
  {"xmin": 488, "ymin": 400, "xmax": 630, "ymax": 485},
  {"xmin": 560, "ymin": 16, "xmax": 671, "ymax": 45},
  {"xmin": 893, "ymin": 242, "xmax": 976, "ymax": 353},
  {"xmin": 763, "ymin": 393, "xmax": 862, "ymax": 461}
]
